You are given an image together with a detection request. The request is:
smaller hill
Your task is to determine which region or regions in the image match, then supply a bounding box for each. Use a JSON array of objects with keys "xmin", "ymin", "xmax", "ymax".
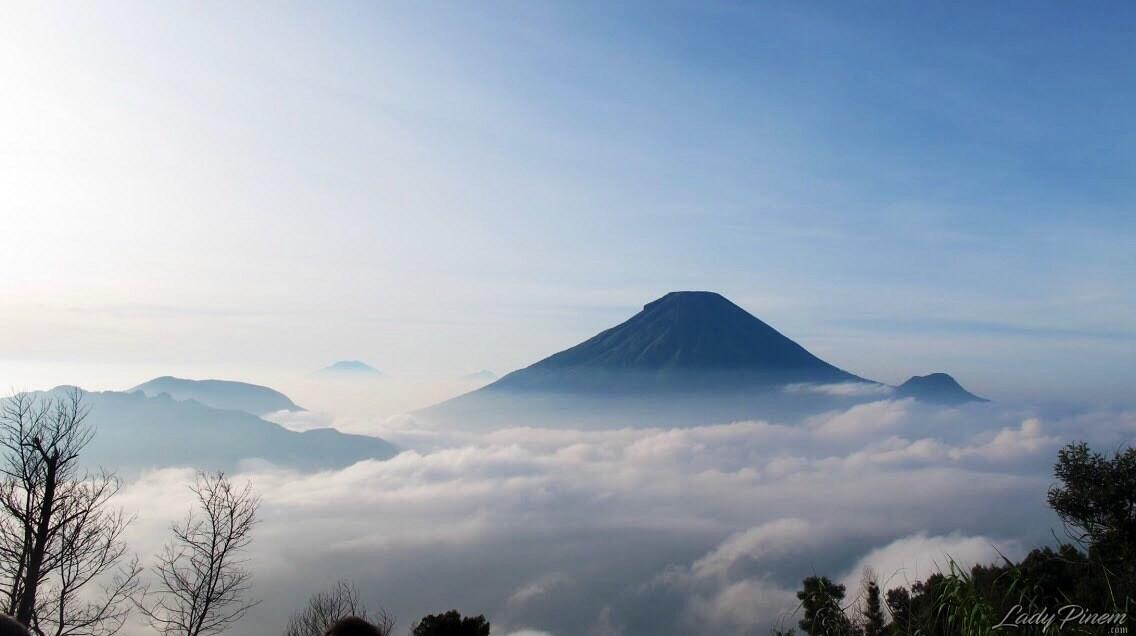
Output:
[
  {"xmin": 130, "ymin": 376, "xmax": 302, "ymax": 415},
  {"xmin": 895, "ymin": 373, "xmax": 987, "ymax": 405},
  {"xmin": 318, "ymin": 360, "xmax": 383, "ymax": 377},
  {"xmin": 28, "ymin": 388, "xmax": 397, "ymax": 475}
]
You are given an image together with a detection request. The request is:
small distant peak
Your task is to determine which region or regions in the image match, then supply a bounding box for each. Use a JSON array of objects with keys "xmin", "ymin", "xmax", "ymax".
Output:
[
  {"xmin": 896, "ymin": 372, "xmax": 987, "ymax": 404},
  {"xmin": 318, "ymin": 360, "xmax": 382, "ymax": 376},
  {"xmin": 905, "ymin": 372, "xmax": 957, "ymax": 385},
  {"xmin": 461, "ymin": 370, "xmax": 498, "ymax": 382}
]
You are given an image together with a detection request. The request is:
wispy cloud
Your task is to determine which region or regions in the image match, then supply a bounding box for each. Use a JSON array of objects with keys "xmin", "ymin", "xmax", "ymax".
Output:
[{"xmin": 833, "ymin": 318, "xmax": 1134, "ymax": 341}]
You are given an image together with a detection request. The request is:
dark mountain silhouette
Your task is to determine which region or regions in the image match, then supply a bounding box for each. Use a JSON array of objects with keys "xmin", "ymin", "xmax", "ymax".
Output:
[
  {"xmin": 130, "ymin": 376, "xmax": 301, "ymax": 415},
  {"xmin": 895, "ymin": 373, "xmax": 987, "ymax": 405},
  {"xmin": 420, "ymin": 292, "xmax": 989, "ymax": 428},
  {"xmin": 421, "ymin": 292, "xmax": 877, "ymax": 428},
  {"xmin": 33, "ymin": 387, "xmax": 397, "ymax": 475},
  {"xmin": 486, "ymin": 291, "xmax": 864, "ymax": 393},
  {"xmin": 318, "ymin": 360, "xmax": 383, "ymax": 376}
]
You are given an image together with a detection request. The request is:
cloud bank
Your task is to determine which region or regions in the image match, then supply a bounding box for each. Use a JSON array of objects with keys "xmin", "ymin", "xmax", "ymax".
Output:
[{"xmin": 114, "ymin": 399, "xmax": 1135, "ymax": 635}]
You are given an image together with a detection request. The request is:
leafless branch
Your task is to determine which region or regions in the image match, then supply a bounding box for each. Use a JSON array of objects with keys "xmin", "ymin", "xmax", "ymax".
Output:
[
  {"xmin": 284, "ymin": 580, "xmax": 395, "ymax": 636},
  {"xmin": 137, "ymin": 472, "xmax": 260, "ymax": 636},
  {"xmin": 0, "ymin": 390, "xmax": 140, "ymax": 635}
]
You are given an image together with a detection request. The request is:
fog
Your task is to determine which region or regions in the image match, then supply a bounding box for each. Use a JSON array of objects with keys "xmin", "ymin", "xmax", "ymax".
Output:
[{"xmin": 109, "ymin": 392, "xmax": 1134, "ymax": 635}]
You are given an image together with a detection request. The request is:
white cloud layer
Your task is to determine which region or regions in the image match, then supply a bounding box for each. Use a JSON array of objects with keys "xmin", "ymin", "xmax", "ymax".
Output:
[
  {"xmin": 784, "ymin": 382, "xmax": 897, "ymax": 398},
  {"xmin": 111, "ymin": 399, "xmax": 1135, "ymax": 635}
]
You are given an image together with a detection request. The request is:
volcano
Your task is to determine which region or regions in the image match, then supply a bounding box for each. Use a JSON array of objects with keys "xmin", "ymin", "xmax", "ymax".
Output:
[
  {"xmin": 420, "ymin": 292, "xmax": 883, "ymax": 428},
  {"xmin": 488, "ymin": 291, "xmax": 864, "ymax": 393}
]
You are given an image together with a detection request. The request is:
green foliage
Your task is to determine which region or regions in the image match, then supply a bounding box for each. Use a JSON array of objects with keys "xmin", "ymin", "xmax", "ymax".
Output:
[
  {"xmin": 1048, "ymin": 442, "xmax": 1136, "ymax": 552},
  {"xmin": 884, "ymin": 586, "xmax": 912, "ymax": 635},
  {"xmin": 934, "ymin": 558, "xmax": 996, "ymax": 636},
  {"xmin": 410, "ymin": 610, "xmax": 490, "ymax": 636},
  {"xmin": 797, "ymin": 576, "xmax": 854, "ymax": 636},
  {"xmin": 863, "ymin": 579, "xmax": 886, "ymax": 636},
  {"xmin": 793, "ymin": 441, "xmax": 1136, "ymax": 635},
  {"xmin": 885, "ymin": 577, "xmax": 947, "ymax": 635},
  {"xmin": 880, "ymin": 544, "xmax": 1130, "ymax": 635},
  {"xmin": 1047, "ymin": 441, "xmax": 1136, "ymax": 609}
]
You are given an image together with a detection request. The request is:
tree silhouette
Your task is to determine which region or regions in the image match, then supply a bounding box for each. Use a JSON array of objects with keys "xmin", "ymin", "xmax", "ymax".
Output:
[
  {"xmin": 796, "ymin": 576, "xmax": 852, "ymax": 636},
  {"xmin": 862, "ymin": 578, "xmax": 885, "ymax": 636},
  {"xmin": 1047, "ymin": 441, "xmax": 1136, "ymax": 605},
  {"xmin": 884, "ymin": 587, "xmax": 912, "ymax": 636},
  {"xmin": 138, "ymin": 472, "xmax": 260, "ymax": 636},
  {"xmin": 285, "ymin": 581, "xmax": 394, "ymax": 636},
  {"xmin": 0, "ymin": 390, "xmax": 141, "ymax": 635},
  {"xmin": 410, "ymin": 610, "xmax": 489, "ymax": 636}
]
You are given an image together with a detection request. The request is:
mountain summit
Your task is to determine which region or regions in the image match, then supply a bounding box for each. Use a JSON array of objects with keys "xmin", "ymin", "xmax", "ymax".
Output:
[
  {"xmin": 895, "ymin": 373, "xmax": 986, "ymax": 404},
  {"xmin": 488, "ymin": 291, "xmax": 863, "ymax": 393}
]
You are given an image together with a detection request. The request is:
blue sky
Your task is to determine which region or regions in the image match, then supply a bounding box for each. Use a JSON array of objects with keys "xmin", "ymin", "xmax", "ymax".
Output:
[{"xmin": 1, "ymin": 2, "xmax": 1133, "ymax": 401}]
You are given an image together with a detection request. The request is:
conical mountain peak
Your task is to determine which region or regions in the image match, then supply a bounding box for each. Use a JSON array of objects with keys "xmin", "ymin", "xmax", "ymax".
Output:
[{"xmin": 488, "ymin": 291, "xmax": 863, "ymax": 393}]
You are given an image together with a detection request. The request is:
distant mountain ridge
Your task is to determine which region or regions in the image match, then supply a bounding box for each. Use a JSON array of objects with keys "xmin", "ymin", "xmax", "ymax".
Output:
[
  {"xmin": 130, "ymin": 376, "xmax": 302, "ymax": 415},
  {"xmin": 28, "ymin": 387, "xmax": 397, "ymax": 475},
  {"xmin": 487, "ymin": 291, "xmax": 865, "ymax": 393}
]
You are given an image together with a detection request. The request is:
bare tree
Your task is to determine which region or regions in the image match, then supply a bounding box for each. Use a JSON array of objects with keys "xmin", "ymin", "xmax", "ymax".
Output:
[
  {"xmin": 31, "ymin": 475, "xmax": 142, "ymax": 636},
  {"xmin": 138, "ymin": 472, "xmax": 260, "ymax": 636},
  {"xmin": 0, "ymin": 389, "xmax": 141, "ymax": 635},
  {"xmin": 284, "ymin": 580, "xmax": 394, "ymax": 636}
]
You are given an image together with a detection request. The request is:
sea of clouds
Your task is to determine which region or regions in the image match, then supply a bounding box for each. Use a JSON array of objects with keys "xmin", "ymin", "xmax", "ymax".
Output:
[{"xmin": 116, "ymin": 391, "xmax": 1136, "ymax": 635}]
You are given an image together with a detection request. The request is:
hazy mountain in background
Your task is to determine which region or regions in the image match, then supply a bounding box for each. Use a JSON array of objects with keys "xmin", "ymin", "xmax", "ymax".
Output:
[
  {"xmin": 895, "ymin": 373, "xmax": 987, "ymax": 405},
  {"xmin": 461, "ymin": 370, "xmax": 498, "ymax": 382},
  {"xmin": 130, "ymin": 376, "xmax": 302, "ymax": 416},
  {"xmin": 317, "ymin": 360, "xmax": 383, "ymax": 377},
  {"xmin": 30, "ymin": 387, "xmax": 398, "ymax": 475}
]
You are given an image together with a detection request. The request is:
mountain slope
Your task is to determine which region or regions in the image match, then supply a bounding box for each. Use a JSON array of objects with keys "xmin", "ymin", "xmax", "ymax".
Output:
[
  {"xmin": 130, "ymin": 376, "xmax": 301, "ymax": 415},
  {"xmin": 45, "ymin": 388, "xmax": 397, "ymax": 475},
  {"xmin": 488, "ymin": 291, "xmax": 864, "ymax": 393},
  {"xmin": 418, "ymin": 291, "xmax": 878, "ymax": 428},
  {"xmin": 895, "ymin": 373, "xmax": 987, "ymax": 405}
]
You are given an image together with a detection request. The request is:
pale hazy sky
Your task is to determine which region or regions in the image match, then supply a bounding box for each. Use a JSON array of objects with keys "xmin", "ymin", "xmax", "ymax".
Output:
[{"xmin": 2, "ymin": 2, "xmax": 1133, "ymax": 402}]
